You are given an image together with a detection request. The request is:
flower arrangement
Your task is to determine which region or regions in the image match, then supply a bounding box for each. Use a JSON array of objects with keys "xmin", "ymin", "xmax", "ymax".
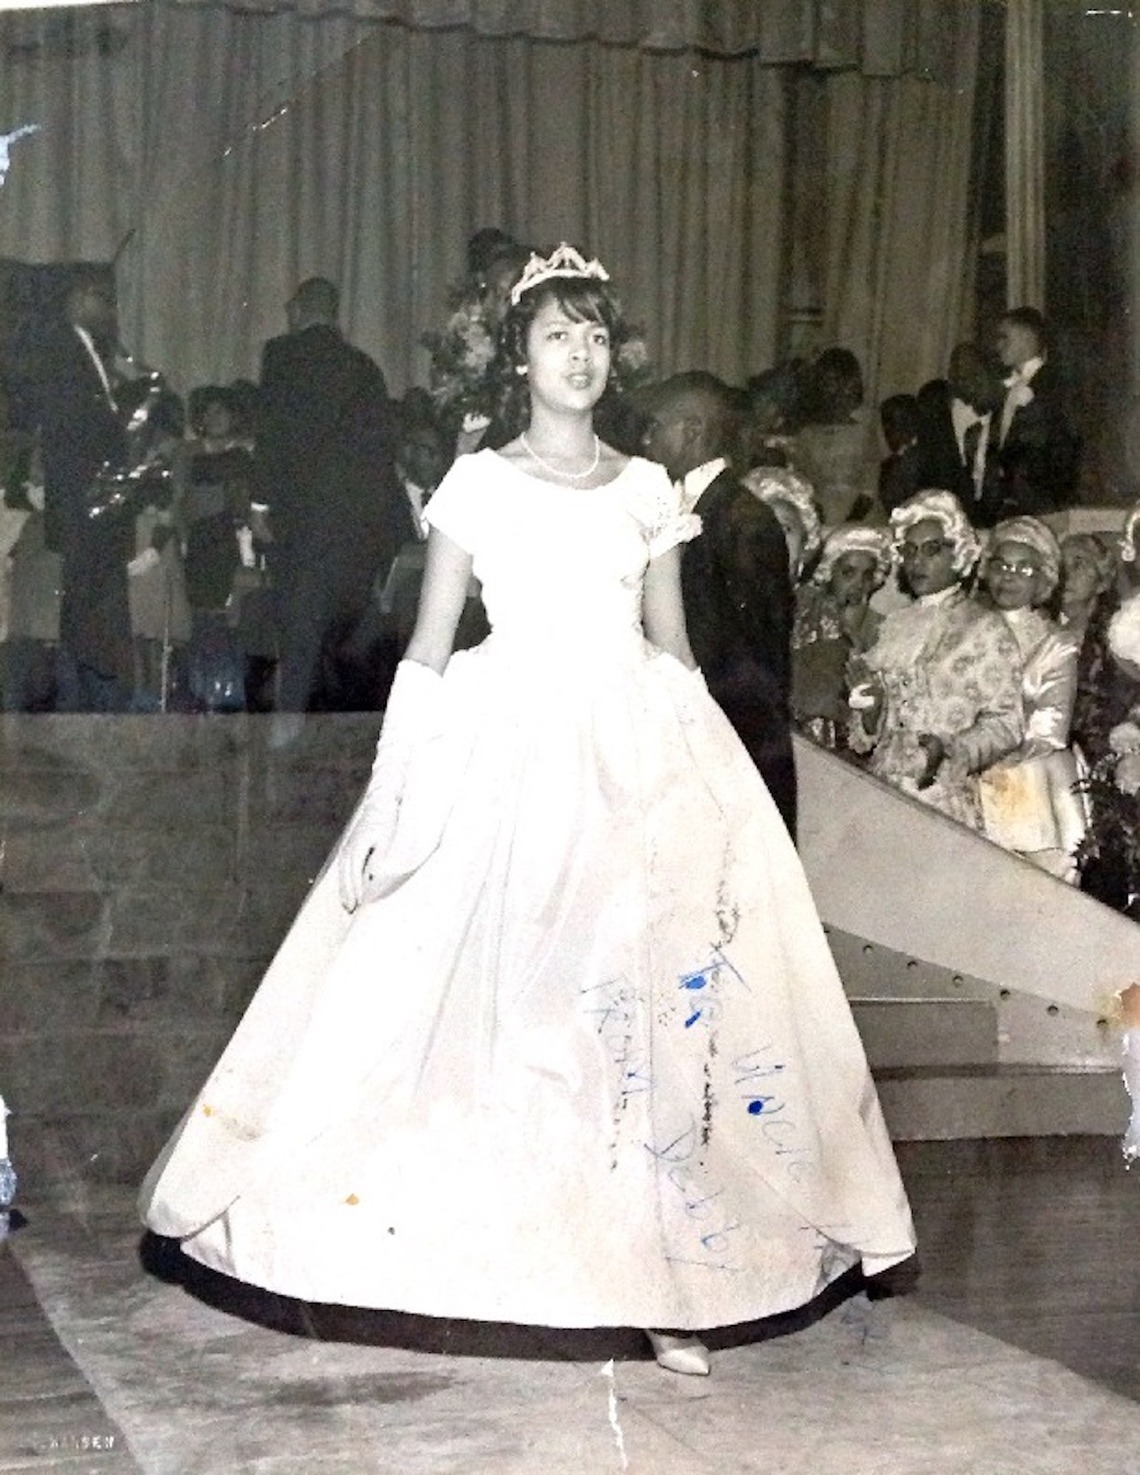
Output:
[{"xmin": 421, "ymin": 296, "xmax": 499, "ymax": 431}]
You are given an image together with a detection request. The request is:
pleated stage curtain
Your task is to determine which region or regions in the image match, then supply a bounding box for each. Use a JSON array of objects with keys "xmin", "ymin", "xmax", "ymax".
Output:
[
  {"xmin": 0, "ymin": 1, "xmax": 979, "ymax": 405},
  {"xmin": 819, "ymin": 15, "xmax": 981, "ymax": 404}
]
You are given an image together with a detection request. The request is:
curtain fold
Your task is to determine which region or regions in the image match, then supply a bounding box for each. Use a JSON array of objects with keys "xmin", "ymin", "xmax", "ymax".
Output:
[
  {"xmin": 0, "ymin": 10, "xmax": 790, "ymax": 393},
  {"xmin": 156, "ymin": 0, "xmax": 973, "ymax": 78},
  {"xmin": 0, "ymin": 2, "xmax": 979, "ymax": 413},
  {"xmin": 817, "ymin": 9, "xmax": 980, "ymax": 409},
  {"xmin": 1005, "ymin": 0, "xmax": 1046, "ymax": 310}
]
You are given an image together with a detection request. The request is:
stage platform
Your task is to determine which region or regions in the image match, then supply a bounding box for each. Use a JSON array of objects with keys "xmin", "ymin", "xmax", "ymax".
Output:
[{"xmin": 2, "ymin": 1137, "xmax": 1139, "ymax": 1474}]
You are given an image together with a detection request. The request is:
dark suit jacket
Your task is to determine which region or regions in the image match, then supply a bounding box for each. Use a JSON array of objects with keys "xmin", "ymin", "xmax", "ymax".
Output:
[
  {"xmin": 995, "ymin": 361, "xmax": 1080, "ymax": 518},
  {"xmin": 30, "ymin": 323, "xmax": 131, "ymax": 680},
  {"xmin": 679, "ymin": 467, "xmax": 797, "ymax": 837},
  {"xmin": 257, "ymin": 324, "xmax": 412, "ymax": 578},
  {"xmin": 915, "ymin": 379, "xmax": 1002, "ymax": 526},
  {"xmin": 33, "ymin": 323, "xmax": 126, "ymax": 558}
]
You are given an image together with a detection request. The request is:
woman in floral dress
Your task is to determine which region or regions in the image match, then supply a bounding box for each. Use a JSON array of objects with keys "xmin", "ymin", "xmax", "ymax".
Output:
[{"xmin": 848, "ymin": 489, "xmax": 1023, "ymax": 827}]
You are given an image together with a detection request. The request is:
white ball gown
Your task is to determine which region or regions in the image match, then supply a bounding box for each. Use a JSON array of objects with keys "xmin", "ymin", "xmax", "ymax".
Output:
[{"xmin": 140, "ymin": 449, "xmax": 915, "ymax": 1332}]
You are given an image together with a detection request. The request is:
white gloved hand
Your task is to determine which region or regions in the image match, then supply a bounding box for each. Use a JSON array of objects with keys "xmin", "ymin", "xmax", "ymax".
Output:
[{"xmin": 337, "ymin": 660, "xmax": 447, "ymax": 912}]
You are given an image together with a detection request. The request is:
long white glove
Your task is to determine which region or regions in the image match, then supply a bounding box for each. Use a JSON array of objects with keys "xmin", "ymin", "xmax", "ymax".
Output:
[{"xmin": 337, "ymin": 659, "xmax": 448, "ymax": 912}]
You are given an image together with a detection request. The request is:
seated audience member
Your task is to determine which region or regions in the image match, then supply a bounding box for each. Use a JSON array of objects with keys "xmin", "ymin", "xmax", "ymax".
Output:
[
  {"xmin": 915, "ymin": 342, "xmax": 1004, "ymax": 527},
  {"xmin": 993, "ymin": 306, "xmax": 1081, "ymax": 518},
  {"xmin": 975, "ymin": 517, "xmax": 1084, "ymax": 881},
  {"xmin": 1062, "ymin": 533, "xmax": 1120, "ymax": 767},
  {"xmin": 1060, "ymin": 533, "xmax": 1118, "ymax": 646},
  {"xmin": 1116, "ymin": 501, "xmax": 1140, "ymax": 601},
  {"xmin": 183, "ymin": 385, "xmax": 259, "ymax": 711},
  {"xmin": 791, "ymin": 524, "xmax": 891, "ymax": 750},
  {"xmin": 847, "ymin": 489, "xmax": 1023, "ymax": 828},
  {"xmin": 878, "ymin": 394, "xmax": 922, "ymax": 516},
  {"xmin": 742, "ymin": 465, "xmax": 823, "ymax": 581},
  {"xmin": 1075, "ymin": 593, "xmax": 1140, "ymax": 916},
  {"xmin": 2, "ymin": 449, "xmax": 61, "ymax": 711},
  {"xmin": 789, "ymin": 347, "xmax": 875, "ymax": 525}
]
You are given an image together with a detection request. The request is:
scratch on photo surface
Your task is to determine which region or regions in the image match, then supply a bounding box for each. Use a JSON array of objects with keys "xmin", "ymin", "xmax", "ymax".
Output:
[{"xmin": 599, "ymin": 1359, "xmax": 628, "ymax": 1470}]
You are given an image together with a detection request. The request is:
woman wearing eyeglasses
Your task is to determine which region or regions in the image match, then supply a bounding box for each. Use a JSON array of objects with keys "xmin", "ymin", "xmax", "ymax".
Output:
[
  {"xmin": 976, "ymin": 516, "xmax": 1085, "ymax": 881},
  {"xmin": 847, "ymin": 489, "xmax": 1023, "ymax": 827}
]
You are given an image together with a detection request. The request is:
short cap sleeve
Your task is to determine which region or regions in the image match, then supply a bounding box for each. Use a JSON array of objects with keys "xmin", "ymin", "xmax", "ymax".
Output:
[
  {"xmin": 423, "ymin": 454, "xmax": 483, "ymax": 556},
  {"xmin": 624, "ymin": 459, "xmax": 702, "ymax": 559}
]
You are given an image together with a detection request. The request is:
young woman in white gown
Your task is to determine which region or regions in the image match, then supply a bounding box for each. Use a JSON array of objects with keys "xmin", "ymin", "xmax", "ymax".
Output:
[{"xmin": 140, "ymin": 246, "xmax": 915, "ymax": 1376}]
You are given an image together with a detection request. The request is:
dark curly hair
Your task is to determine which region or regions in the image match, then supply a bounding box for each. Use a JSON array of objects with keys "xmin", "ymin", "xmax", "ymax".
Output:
[{"xmin": 490, "ymin": 274, "xmax": 630, "ymax": 441}]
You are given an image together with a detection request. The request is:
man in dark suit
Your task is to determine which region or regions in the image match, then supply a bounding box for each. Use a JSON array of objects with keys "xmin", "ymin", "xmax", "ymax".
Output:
[
  {"xmin": 993, "ymin": 306, "xmax": 1080, "ymax": 518},
  {"xmin": 32, "ymin": 274, "xmax": 131, "ymax": 709},
  {"xmin": 256, "ymin": 277, "xmax": 413, "ymax": 714},
  {"xmin": 643, "ymin": 371, "xmax": 797, "ymax": 838},
  {"xmin": 914, "ymin": 342, "xmax": 1004, "ymax": 526}
]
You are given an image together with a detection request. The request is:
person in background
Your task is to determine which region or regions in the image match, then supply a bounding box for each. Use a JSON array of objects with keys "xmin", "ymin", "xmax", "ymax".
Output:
[
  {"xmin": 394, "ymin": 389, "xmax": 451, "ymax": 539},
  {"xmin": 877, "ymin": 394, "xmax": 922, "ymax": 516},
  {"xmin": 122, "ymin": 386, "xmax": 191, "ymax": 710},
  {"xmin": 914, "ymin": 343, "xmax": 1003, "ymax": 527},
  {"xmin": 31, "ymin": 273, "xmax": 132, "ymax": 709},
  {"xmin": 993, "ymin": 307, "xmax": 1081, "ymax": 518},
  {"xmin": 183, "ymin": 385, "xmax": 260, "ymax": 712},
  {"xmin": 1071, "ymin": 593, "xmax": 1140, "ymax": 916},
  {"xmin": 742, "ymin": 464, "xmax": 823, "ymax": 582},
  {"xmin": 1115, "ymin": 501, "xmax": 1140, "ymax": 602},
  {"xmin": 1, "ymin": 444, "xmax": 61, "ymax": 711},
  {"xmin": 643, "ymin": 370, "xmax": 797, "ymax": 836},
  {"xmin": 789, "ymin": 347, "xmax": 875, "ymax": 525},
  {"xmin": 975, "ymin": 517, "xmax": 1084, "ymax": 881},
  {"xmin": 848, "ymin": 489, "xmax": 1023, "ymax": 828},
  {"xmin": 791, "ymin": 524, "xmax": 892, "ymax": 750},
  {"xmin": 737, "ymin": 361, "xmax": 802, "ymax": 472},
  {"xmin": 344, "ymin": 391, "xmax": 473, "ymax": 704},
  {"xmin": 1062, "ymin": 532, "xmax": 1120, "ymax": 768},
  {"xmin": 256, "ymin": 276, "xmax": 406, "ymax": 723},
  {"xmin": 743, "ymin": 361, "xmax": 802, "ymax": 466}
]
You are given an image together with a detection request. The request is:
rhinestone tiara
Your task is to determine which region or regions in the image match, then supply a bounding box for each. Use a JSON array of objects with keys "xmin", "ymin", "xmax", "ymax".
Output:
[{"xmin": 509, "ymin": 243, "xmax": 610, "ymax": 306}]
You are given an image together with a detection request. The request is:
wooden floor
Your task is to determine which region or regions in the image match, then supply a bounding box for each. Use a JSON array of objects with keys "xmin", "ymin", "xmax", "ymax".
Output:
[
  {"xmin": 0, "ymin": 1216, "xmax": 140, "ymax": 1472},
  {"xmin": 0, "ymin": 1136, "xmax": 1136, "ymax": 1472},
  {"xmin": 895, "ymin": 1136, "xmax": 1140, "ymax": 1402}
]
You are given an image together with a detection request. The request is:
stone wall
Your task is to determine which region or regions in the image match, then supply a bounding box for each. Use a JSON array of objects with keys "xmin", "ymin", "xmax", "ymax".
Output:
[{"xmin": 0, "ymin": 714, "xmax": 377, "ymax": 1201}]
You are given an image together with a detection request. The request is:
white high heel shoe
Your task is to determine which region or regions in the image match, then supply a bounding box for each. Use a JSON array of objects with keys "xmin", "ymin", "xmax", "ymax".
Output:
[{"xmin": 646, "ymin": 1330, "xmax": 710, "ymax": 1376}]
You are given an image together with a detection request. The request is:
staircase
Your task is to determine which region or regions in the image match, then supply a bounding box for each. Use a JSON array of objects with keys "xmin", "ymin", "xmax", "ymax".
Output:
[
  {"xmin": 828, "ymin": 925, "xmax": 1124, "ymax": 1140},
  {"xmin": 795, "ymin": 736, "xmax": 1135, "ymax": 1141}
]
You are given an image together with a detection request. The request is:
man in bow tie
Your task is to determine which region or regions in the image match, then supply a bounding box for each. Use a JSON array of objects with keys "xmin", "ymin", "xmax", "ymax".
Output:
[
  {"xmin": 643, "ymin": 372, "xmax": 796, "ymax": 838},
  {"xmin": 914, "ymin": 342, "xmax": 1004, "ymax": 526},
  {"xmin": 992, "ymin": 306, "xmax": 1080, "ymax": 518}
]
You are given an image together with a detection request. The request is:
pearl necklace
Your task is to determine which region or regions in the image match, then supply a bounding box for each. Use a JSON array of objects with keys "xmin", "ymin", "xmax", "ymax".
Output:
[{"xmin": 520, "ymin": 431, "xmax": 600, "ymax": 481}]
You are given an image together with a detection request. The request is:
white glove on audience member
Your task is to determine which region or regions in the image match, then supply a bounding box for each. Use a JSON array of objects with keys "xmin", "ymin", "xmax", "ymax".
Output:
[{"xmin": 337, "ymin": 659, "xmax": 447, "ymax": 912}]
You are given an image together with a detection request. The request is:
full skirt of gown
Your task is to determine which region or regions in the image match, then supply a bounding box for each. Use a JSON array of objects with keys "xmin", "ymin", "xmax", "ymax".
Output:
[{"xmin": 140, "ymin": 451, "xmax": 914, "ymax": 1331}]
